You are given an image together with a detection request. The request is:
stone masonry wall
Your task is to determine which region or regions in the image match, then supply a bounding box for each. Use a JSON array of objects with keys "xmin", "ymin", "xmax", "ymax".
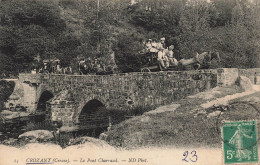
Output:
[
  {"xmin": 16, "ymin": 68, "xmax": 259, "ymax": 126},
  {"xmin": 46, "ymin": 90, "xmax": 77, "ymax": 127},
  {"xmin": 48, "ymin": 70, "xmax": 217, "ymax": 108},
  {"xmin": 239, "ymin": 68, "xmax": 260, "ymax": 85},
  {"xmin": 20, "ymin": 83, "xmax": 37, "ymax": 112},
  {"xmin": 21, "ymin": 70, "xmax": 218, "ymax": 126},
  {"xmin": 216, "ymin": 68, "xmax": 239, "ymax": 86}
]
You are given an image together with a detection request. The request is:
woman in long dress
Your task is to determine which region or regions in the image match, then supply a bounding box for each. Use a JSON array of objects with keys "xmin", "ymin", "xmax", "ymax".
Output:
[{"xmin": 229, "ymin": 124, "xmax": 253, "ymax": 161}]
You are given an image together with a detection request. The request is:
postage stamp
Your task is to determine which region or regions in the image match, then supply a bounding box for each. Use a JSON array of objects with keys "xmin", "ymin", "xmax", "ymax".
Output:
[{"xmin": 222, "ymin": 120, "xmax": 258, "ymax": 164}]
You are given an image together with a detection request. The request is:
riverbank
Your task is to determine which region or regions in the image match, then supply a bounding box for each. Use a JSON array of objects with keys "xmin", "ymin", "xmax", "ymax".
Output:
[
  {"xmin": 1, "ymin": 77, "xmax": 259, "ymax": 151},
  {"xmin": 106, "ymin": 84, "xmax": 260, "ymax": 149}
]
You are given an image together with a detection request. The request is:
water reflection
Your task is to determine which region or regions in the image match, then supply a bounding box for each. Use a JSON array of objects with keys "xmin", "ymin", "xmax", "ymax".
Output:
[
  {"xmin": 0, "ymin": 111, "xmax": 109, "ymax": 147},
  {"xmin": 0, "ymin": 114, "xmax": 47, "ymax": 141}
]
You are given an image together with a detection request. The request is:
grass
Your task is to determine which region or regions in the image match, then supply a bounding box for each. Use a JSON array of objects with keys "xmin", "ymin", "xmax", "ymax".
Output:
[
  {"xmin": 108, "ymin": 105, "xmax": 157, "ymax": 125},
  {"xmin": 106, "ymin": 86, "xmax": 260, "ymax": 149}
]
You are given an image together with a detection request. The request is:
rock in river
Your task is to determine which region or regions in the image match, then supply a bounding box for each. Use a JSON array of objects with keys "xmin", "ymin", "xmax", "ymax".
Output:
[
  {"xmin": 18, "ymin": 130, "xmax": 54, "ymax": 142},
  {"xmin": 1, "ymin": 110, "xmax": 30, "ymax": 120}
]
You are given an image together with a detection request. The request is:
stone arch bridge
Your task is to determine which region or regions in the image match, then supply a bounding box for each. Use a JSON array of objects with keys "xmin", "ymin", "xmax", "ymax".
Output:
[{"xmin": 5, "ymin": 68, "xmax": 260, "ymax": 128}]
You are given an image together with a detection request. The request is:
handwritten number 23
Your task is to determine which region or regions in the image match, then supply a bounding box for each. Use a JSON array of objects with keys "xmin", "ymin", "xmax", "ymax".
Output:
[{"xmin": 182, "ymin": 151, "xmax": 198, "ymax": 162}]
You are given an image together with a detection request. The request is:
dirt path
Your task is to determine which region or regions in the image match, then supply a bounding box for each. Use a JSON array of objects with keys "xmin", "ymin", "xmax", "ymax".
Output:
[{"xmin": 201, "ymin": 85, "xmax": 260, "ymax": 108}]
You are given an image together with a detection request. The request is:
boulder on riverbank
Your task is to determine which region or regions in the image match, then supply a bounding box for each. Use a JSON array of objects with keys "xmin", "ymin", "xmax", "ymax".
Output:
[
  {"xmin": 1, "ymin": 138, "xmax": 18, "ymax": 146},
  {"xmin": 0, "ymin": 110, "xmax": 30, "ymax": 120},
  {"xmin": 67, "ymin": 136, "xmax": 113, "ymax": 150},
  {"xmin": 18, "ymin": 130, "xmax": 54, "ymax": 142}
]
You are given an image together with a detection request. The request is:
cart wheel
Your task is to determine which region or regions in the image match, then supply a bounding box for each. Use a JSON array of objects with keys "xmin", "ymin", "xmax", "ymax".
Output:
[{"xmin": 141, "ymin": 68, "xmax": 151, "ymax": 72}]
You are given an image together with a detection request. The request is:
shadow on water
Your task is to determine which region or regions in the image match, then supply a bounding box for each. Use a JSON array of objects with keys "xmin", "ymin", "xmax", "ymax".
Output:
[
  {"xmin": 0, "ymin": 112, "xmax": 109, "ymax": 147},
  {"xmin": 0, "ymin": 93, "xmax": 112, "ymax": 147},
  {"xmin": 0, "ymin": 114, "xmax": 47, "ymax": 141},
  {"xmin": 0, "ymin": 104, "xmax": 152, "ymax": 146},
  {"xmin": 0, "ymin": 99, "xmax": 149, "ymax": 146}
]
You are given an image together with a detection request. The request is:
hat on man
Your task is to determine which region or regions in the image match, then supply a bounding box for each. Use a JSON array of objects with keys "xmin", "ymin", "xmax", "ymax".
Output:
[
  {"xmin": 160, "ymin": 37, "xmax": 165, "ymax": 41},
  {"xmin": 169, "ymin": 45, "xmax": 174, "ymax": 50}
]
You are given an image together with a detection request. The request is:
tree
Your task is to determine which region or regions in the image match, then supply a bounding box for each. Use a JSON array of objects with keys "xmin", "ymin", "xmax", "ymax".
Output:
[
  {"xmin": 217, "ymin": 0, "xmax": 260, "ymax": 68},
  {"xmin": 0, "ymin": 0, "xmax": 67, "ymax": 74},
  {"xmin": 211, "ymin": 0, "xmax": 236, "ymax": 26},
  {"xmin": 178, "ymin": 0, "xmax": 216, "ymax": 58},
  {"xmin": 113, "ymin": 32, "xmax": 144, "ymax": 72}
]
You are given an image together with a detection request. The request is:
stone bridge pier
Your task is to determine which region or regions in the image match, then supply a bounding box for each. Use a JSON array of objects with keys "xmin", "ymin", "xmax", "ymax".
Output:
[{"xmin": 5, "ymin": 68, "xmax": 260, "ymax": 128}]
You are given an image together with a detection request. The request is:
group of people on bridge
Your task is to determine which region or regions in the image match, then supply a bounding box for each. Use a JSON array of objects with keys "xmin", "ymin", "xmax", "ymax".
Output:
[
  {"xmin": 140, "ymin": 37, "xmax": 178, "ymax": 69},
  {"xmin": 78, "ymin": 56, "xmax": 117, "ymax": 75},
  {"xmin": 30, "ymin": 55, "xmax": 117, "ymax": 75},
  {"xmin": 27, "ymin": 37, "xmax": 220, "ymax": 75},
  {"xmin": 31, "ymin": 59, "xmax": 72, "ymax": 74}
]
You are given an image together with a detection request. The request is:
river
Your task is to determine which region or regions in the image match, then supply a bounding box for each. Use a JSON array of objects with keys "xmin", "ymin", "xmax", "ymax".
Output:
[{"xmin": 0, "ymin": 113, "xmax": 47, "ymax": 141}]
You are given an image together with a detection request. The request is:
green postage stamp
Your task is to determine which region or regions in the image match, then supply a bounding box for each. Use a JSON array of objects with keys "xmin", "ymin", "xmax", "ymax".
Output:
[{"xmin": 222, "ymin": 120, "xmax": 258, "ymax": 164}]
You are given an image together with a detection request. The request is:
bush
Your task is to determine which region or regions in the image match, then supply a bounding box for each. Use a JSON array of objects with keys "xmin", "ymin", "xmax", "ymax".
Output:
[
  {"xmin": 113, "ymin": 32, "xmax": 144, "ymax": 72},
  {"xmin": 0, "ymin": 80, "xmax": 15, "ymax": 111}
]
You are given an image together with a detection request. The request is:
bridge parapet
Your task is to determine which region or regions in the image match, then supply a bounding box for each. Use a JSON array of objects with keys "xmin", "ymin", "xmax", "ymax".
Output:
[
  {"xmin": 238, "ymin": 68, "xmax": 260, "ymax": 85},
  {"xmin": 19, "ymin": 73, "xmax": 42, "ymax": 84},
  {"xmin": 18, "ymin": 68, "xmax": 257, "ymax": 88}
]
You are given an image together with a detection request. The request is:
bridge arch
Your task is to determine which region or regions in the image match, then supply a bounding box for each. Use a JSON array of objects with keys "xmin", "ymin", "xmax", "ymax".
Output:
[
  {"xmin": 78, "ymin": 99, "xmax": 109, "ymax": 135},
  {"xmin": 37, "ymin": 90, "xmax": 54, "ymax": 112}
]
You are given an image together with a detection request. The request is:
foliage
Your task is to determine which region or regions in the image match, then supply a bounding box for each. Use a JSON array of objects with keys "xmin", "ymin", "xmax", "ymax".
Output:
[
  {"xmin": 211, "ymin": 0, "xmax": 236, "ymax": 26},
  {"xmin": 0, "ymin": 0, "xmax": 259, "ymax": 76},
  {"xmin": 217, "ymin": 1, "xmax": 260, "ymax": 68},
  {"xmin": 0, "ymin": 80, "xmax": 15, "ymax": 111},
  {"xmin": 113, "ymin": 32, "xmax": 145, "ymax": 72},
  {"xmin": 178, "ymin": 0, "xmax": 215, "ymax": 58},
  {"xmin": 128, "ymin": 0, "xmax": 260, "ymax": 68},
  {"xmin": 0, "ymin": 0, "xmax": 67, "ymax": 74}
]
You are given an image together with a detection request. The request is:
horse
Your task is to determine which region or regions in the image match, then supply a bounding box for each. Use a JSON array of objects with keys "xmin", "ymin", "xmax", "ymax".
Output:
[
  {"xmin": 193, "ymin": 51, "xmax": 220, "ymax": 69},
  {"xmin": 178, "ymin": 51, "xmax": 220, "ymax": 70}
]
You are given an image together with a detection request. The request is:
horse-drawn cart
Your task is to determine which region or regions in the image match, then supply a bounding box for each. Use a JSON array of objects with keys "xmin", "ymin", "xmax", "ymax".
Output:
[
  {"xmin": 140, "ymin": 52, "xmax": 162, "ymax": 72},
  {"xmin": 140, "ymin": 52, "xmax": 179, "ymax": 72},
  {"xmin": 140, "ymin": 63, "xmax": 178, "ymax": 72},
  {"xmin": 140, "ymin": 51, "xmax": 220, "ymax": 72}
]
